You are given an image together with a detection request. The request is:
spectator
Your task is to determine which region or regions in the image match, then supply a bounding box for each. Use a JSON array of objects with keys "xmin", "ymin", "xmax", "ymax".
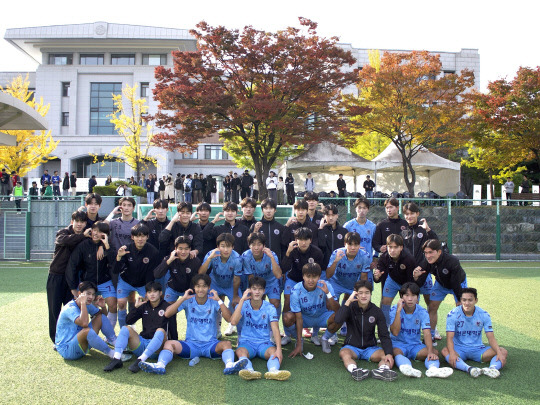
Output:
[
  {"xmin": 165, "ymin": 174, "xmax": 175, "ymax": 202},
  {"xmin": 51, "ymin": 171, "xmax": 61, "ymax": 199},
  {"xmin": 241, "ymin": 170, "xmax": 254, "ymax": 200},
  {"xmin": 184, "ymin": 174, "xmax": 193, "ymax": 203},
  {"xmin": 137, "ymin": 174, "xmax": 144, "ymax": 188},
  {"xmin": 337, "ymin": 173, "xmax": 347, "ymax": 197},
  {"xmin": 70, "ymin": 171, "xmax": 77, "ymax": 196},
  {"xmin": 304, "ymin": 172, "xmax": 315, "ymax": 192},
  {"xmin": 266, "ymin": 171, "xmax": 278, "ymax": 201},
  {"xmin": 230, "ymin": 172, "xmax": 241, "ymax": 203},
  {"xmin": 88, "ymin": 175, "xmax": 97, "ymax": 193},
  {"xmin": 363, "ymin": 175, "xmax": 376, "ymax": 198},
  {"xmin": 223, "ymin": 175, "xmax": 231, "ymax": 202},
  {"xmin": 285, "ymin": 173, "xmax": 295, "ymax": 205},
  {"xmin": 13, "ymin": 180, "xmax": 24, "ymax": 212},
  {"xmin": 192, "ymin": 173, "xmax": 202, "ymax": 203},
  {"xmin": 252, "ymin": 175, "xmax": 259, "ymax": 201},
  {"xmin": 62, "ymin": 172, "xmax": 70, "ymax": 198},
  {"xmin": 28, "ymin": 181, "xmax": 40, "ymax": 200},
  {"xmin": 40, "ymin": 169, "xmax": 51, "ymax": 188},
  {"xmin": 277, "ymin": 176, "xmax": 285, "ymax": 205},
  {"xmin": 0, "ymin": 168, "xmax": 10, "ymax": 199},
  {"xmin": 207, "ymin": 174, "xmax": 218, "ymax": 203},
  {"xmin": 159, "ymin": 176, "xmax": 166, "ymax": 200},
  {"xmin": 503, "ymin": 177, "xmax": 514, "ymax": 204},
  {"xmin": 174, "ymin": 173, "xmax": 185, "ymax": 203}
]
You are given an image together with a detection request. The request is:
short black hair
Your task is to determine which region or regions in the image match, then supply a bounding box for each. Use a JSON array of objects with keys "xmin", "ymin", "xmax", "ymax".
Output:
[
  {"xmin": 247, "ymin": 232, "xmax": 266, "ymax": 246},
  {"xmin": 145, "ymin": 281, "xmax": 163, "ymax": 292},
  {"xmin": 344, "ymin": 231, "xmax": 361, "ymax": 245},
  {"xmin": 240, "ymin": 197, "xmax": 257, "ymax": 208},
  {"xmin": 384, "ymin": 197, "xmax": 399, "ymax": 208},
  {"xmin": 91, "ymin": 221, "xmax": 110, "ymax": 235},
  {"xmin": 422, "ymin": 239, "xmax": 441, "ymax": 251},
  {"xmin": 354, "ymin": 198, "xmax": 370, "ymax": 209},
  {"xmin": 293, "ymin": 200, "xmax": 309, "ymax": 210},
  {"xmin": 403, "ymin": 202, "xmax": 420, "ymax": 214},
  {"xmin": 72, "ymin": 211, "xmax": 88, "ymax": 222},
  {"xmin": 249, "ymin": 276, "xmax": 266, "ymax": 290},
  {"xmin": 119, "ymin": 196, "xmax": 136, "ymax": 207},
  {"xmin": 386, "ymin": 234, "xmax": 403, "ymax": 247},
  {"xmin": 354, "ymin": 280, "xmax": 373, "ymax": 292},
  {"xmin": 222, "ymin": 201, "xmax": 238, "ymax": 212},
  {"xmin": 261, "ymin": 198, "xmax": 277, "ymax": 210},
  {"xmin": 85, "ymin": 193, "xmax": 102, "ymax": 205},
  {"xmin": 304, "ymin": 191, "xmax": 318, "ymax": 201},
  {"xmin": 461, "ymin": 287, "xmax": 478, "ymax": 299},
  {"xmin": 294, "ymin": 227, "xmax": 313, "ymax": 241},
  {"xmin": 322, "ymin": 204, "xmax": 339, "ymax": 215},
  {"xmin": 131, "ymin": 223, "xmax": 150, "ymax": 237},
  {"xmin": 197, "ymin": 202, "xmax": 212, "ymax": 212},
  {"xmin": 79, "ymin": 281, "xmax": 97, "ymax": 293},
  {"xmin": 175, "ymin": 235, "xmax": 192, "ymax": 248},
  {"xmin": 153, "ymin": 199, "xmax": 169, "ymax": 209},
  {"xmin": 399, "ymin": 282, "xmax": 420, "ymax": 298},
  {"xmin": 177, "ymin": 202, "xmax": 192, "ymax": 213},
  {"xmin": 192, "ymin": 273, "xmax": 211, "ymax": 287},
  {"xmin": 302, "ymin": 263, "xmax": 321, "ymax": 277},
  {"xmin": 216, "ymin": 233, "xmax": 235, "ymax": 247}
]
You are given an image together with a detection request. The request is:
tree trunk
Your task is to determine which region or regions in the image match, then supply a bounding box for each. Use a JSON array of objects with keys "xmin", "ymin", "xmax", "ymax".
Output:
[{"xmin": 400, "ymin": 151, "xmax": 416, "ymax": 196}]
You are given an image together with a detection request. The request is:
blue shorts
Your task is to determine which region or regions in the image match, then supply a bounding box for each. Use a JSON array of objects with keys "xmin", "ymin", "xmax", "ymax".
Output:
[
  {"xmin": 131, "ymin": 336, "xmax": 159, "ymax": 360},
  {"xmin": 340, "ymin": 345, "xmax": 382, "ymax": 362},
  {"xmin": 155, "ymin": 271, "xmax": 170, "ymax": 292},
  {"xmin": 237, "ymin": 340, "xmax": 274, "ymax": 359},
  {"xmin": 117, "ymin": 276, "xmax": 146, "ymax": 299},
  {"xmin": 164, "ymin": 286, "xmax": 184, "ymax": 303},
  {"xmin": 239, "ymin": 274, "xmax": 249, "ymax": 293},
  {"xmin": 265, "ymin": 279, "xmax": 281, "ymax": 300},
  {"xmin": 392, "ymin": 341, "xmax": 426, "ymax": 360},
  {"xmin": 211, "ymin": 283, "xmax": 234, "ymax": 302},
  {"xmin": 319, "ymin": 270, "xmax": 327, "ymax": 281},
  {"xmin": 301, "ymin": 310, "xmax": 334, "ymax": 328},
  {"xmin": 57, "ymin": 335, "xmax": 87, "ymax": 360},
  {"xmin": 431, "ymin": 277, "xmax": 468, "ymax": 303},
  {"xmin": 420, "ymin": 275, "xmax": 433, "ymax": 295},
  {"xmin": 382, "ymin": 276, "xmax": 401, "ymax": 298},
  {"xmin": 178, "ymin": 339, "xmax": 221, "ymax": 360},
  {"xmin": 284, "ymin": 277, "xmax": 301, "ymax": 296},
  {"xmin": 453, "ymin": 344, "xmax": 490, "ymax": 363},
  {"xmin": 98, "ymin": 280, "xmax": 117, "ymax": 299},
  {"xmin": 327, "ymin": 280, "xmax": 354, "ymax": 298}
]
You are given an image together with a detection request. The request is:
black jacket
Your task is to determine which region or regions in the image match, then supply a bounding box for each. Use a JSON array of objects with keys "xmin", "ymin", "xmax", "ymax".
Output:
[
  {"xmin": 202, "ymin": 221, "xmax": 250, "ymax": 255},
  {"xmin": 284, "ymin": 219, "xmax": 319, "ymax": 247},
  {"xmin": 281, "ymin": 244, "xmax": 325, "ymax": 283},
  {"xmin": 238, "ymin": 217, "xmax": 257, "ymax": 230},
  {"xmin": 62, "ymin": 175, "xmax": 70, "ymax": 190},
  {"xmin": 418, "ymin": 251, "xmax": 466, "ymax": 300},
  {"xmin": 375, "ymin": 249, "xmax": 424, "ymax": 287},
  {"xmin": 250, "ymin": 218, "xmax": 287, "ymax": 260},
  {"xmin": 66, "ymin": 239, "xmax": 116, "ymax": 289},
  {"xmin": 307, "ymin": 211, "xmax": 324, "ymax": 227},
  {"xmin": 373, "ymin": 217, "xmax": 410, "ymax": 253},
  {"xmin": 159, "ymin": 221, "xmax": 203, "ymax": 254},
  {"xmin": 402, "ymin": 223, "xmax": 438, "ymax": 265},
  {"xmin": 318, "ymin": 223, "xmax": 348, "ymax": 269},
  {"xmin": 141, "ymin": 218, "xmax": 171, "ymax": 259},
  {"xmin": 70, "ymin": 175, "xmax": 77, "ymax": 188},
  {"xmin": 154, "ymin": 256, "xmax": 201, "ymax": 293},
  {"xmin": 49, "ymin": 226, "xmax": 87, "ymax": 275},
  {"xmin": 241, "ymin": 174, "xmax": 254, "ymax": 188},
  {"xmin": 113, "ymin": 242, "xmax": 160, "ymax": 287},
  {"xmin": 125, "ymin": 299, "xmax": 177, "ymax": 340},
  {"xmin": 335, "ymin": 302, "xmax": 393, "ymax": 354}
]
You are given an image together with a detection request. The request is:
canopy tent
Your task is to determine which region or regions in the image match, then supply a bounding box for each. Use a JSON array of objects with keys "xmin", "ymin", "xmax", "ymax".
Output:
[
  {"xmin": 371, "ymin": 142, "xmax": 461, "ymax": 196},
  {"xmin": 0, "ymin": 92, "xmax": 48, "ymax": 146},
  {"xmin": 278, "ymin": 141, "xmax": 374, "ymax": 192}
]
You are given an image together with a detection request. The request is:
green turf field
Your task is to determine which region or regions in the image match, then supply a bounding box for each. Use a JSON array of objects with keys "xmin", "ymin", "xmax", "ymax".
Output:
[{"xmin": 0, "ymin": 261, "xmax": 539, "ymax": 405}]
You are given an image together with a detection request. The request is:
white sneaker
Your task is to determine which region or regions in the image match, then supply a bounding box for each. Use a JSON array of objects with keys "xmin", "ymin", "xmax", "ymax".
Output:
[
  {"xmin": 328, "ymin": 334, "xmax": 338, "ymax": 346},
  {"xmin": 224, "ymin": 324, "xmax": 236, "ymax": 336},
  {"xmin": 281, "ymin": 335, "xmax": 292, "ymax": 345},
  {"xmin": 482, "ymin": 367, "xmax": 500, "ymax": 378},
  {"xmin": 434, "ymin": 328, "xmax": 442, "ymax": 340},
  {"xmin": 425, "ymin": 367, "xmax": 453, "ymax": 378},
  {"xmin": 468, "ymin": 367, "xmax": 482, "ymax": 378},
  {"xmin": 321, "ymin": 338, "xmax": 331, "ymax": 354},
  {"xmin": 340, "ymin": 324, "xmax": 347, "ymax": 336},
  {"xmin": 399, "ymin": 364, "xmax": 422, "ymax": 378},
  {"xmin": 310, "ymin": 335, "xmax": 321, "ymax": 346}
]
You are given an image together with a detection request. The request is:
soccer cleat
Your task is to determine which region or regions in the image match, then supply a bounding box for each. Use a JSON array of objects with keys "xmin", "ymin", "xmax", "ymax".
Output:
[
  {"xmin": 433, "ymin": 328, "xmax": 442, "ymax": 340},
  {"xmin": 328, "ymin": 334, "xmax": 338, "ymax": 346},
  {"xmin": 351, "ymin": 368, "xmax": 370, "ymax": 381},
  {"xmin": 239, "ymin": 369, "xmax": 262, "ymax": 381},
  {"xmin": 223, "ymin": 358, "xmax": 249, "ymax": 375},
  {"xmin": 399, "ymin": 364, "xmax": 422, "ymax": 378},
  {"xmin": 321, "ymin": 338, "xmax": 331, "ymax": 354},
  {"xmin": 340, "ymin": 324, "xmax": 347, "ymax": 336},
  {"xmin": 468, "ymin": 367, "xmax": 482, "ymax": 378},
  {"xmin": 310, "ymin": 335, "xmax": 321, "ymax": 346},
  {"xmin": 128, "ymin": 358, "xmax": 141, "ymax": 373},
  {"xmin": 103, "ymin": 358, "xmax": 123, "ymax": 372},
  {"xmin": 482, "ymin": 367, "xmax": 500, "ymax": 378},
  {"xmin": 281, "ymin": 335, "xmax": 292, "ymax": 345},
  {"xmin": 139, "ymin": 361, "xmax": 166, "ymax": 375},
  {"xmin": 303, "ymin": 328, "xmax": 312, "ymax": 338},
  {"xmin": 120, "ymin": 353, "xmax": 132, "ymax": 362},
  {"xmin": 426, "ymin": 367, "xmax": 453, "ymax": 378},
  {"xmin": 224, "ymin": 324, "xmax": 236, "ymax": 336},
  {"xmin": 265, "ymin": 370, "xmax": 291, "ymax": 381},
  {"xmin": 371, "ymin": 367, "xmax": 398, "ymax": 382}
]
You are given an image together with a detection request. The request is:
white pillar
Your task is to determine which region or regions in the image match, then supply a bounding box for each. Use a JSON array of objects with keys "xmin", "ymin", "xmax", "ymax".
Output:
[{"xmin": 473, "ymin": 184, "xmax": 481, "ymax": 206}]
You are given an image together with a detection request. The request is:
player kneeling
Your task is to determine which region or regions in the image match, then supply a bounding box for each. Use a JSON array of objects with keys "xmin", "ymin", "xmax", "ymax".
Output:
[
  {"xmin": 390, "ymin": 282, "xmax": 453, "ymax": 378},
  {"xmin": 104, "ymin": 282, "xmax": 174, "ymax": 373},
  {"xmin": 230, "ymin": 277, "xmax": 291, "ymax": 381},
  {"xmin": 139, "ymin": 274, "xmax": 247, "ymax": 375},
  {"xmin": 336, "ymin": 280, "xmax": 397, "ymax": 382},
  {"xmin": 441, "ymin": 287, "xmax": 508, "ymax": 378}
]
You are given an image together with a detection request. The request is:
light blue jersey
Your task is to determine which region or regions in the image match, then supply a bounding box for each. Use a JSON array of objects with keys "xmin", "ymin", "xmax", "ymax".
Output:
[
  {"xmin": 203, "ymin": 250, "xmax": 243, "ymax": 290},
  {"xmin": 241, "ymin": 250, "xmax": 280, "ymax": 284},
  {"xmin": 238, "ymin": 300, "xmax": 278, "ymax": 346},
  {"xmin": 343, "ymin": 218, "xmax": 376, "ymax": 260},
  {"xmin": 389, "ymin": 304, "xmax": 431, "ymax": 345},
  {"xmin": 327, "ymin": 247, "xmax": 371, "ymax": 291},
  {"xmin": 55, "ymin": 300, "xmax": 99, "ymax": 348},
  {"xmin": 446, "ymin": 306, "xmax": 494, "ymax": 347},
  {"xmin": 290, "ymin": 280, "xmax": 335, "ymax": 318},
  {"xmin": 178, "ymin": 297, "xmax": 221, "ymax": 343}
]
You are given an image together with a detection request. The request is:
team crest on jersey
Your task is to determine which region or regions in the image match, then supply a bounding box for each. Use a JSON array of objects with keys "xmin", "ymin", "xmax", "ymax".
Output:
[
  {"xmin": 308, "ymin": 258, "xmax": 314, "ymax": 264},
  {"xmin": 186, "ymin": 268, "xmax": 191, "ymax": 274},
  {"xmin": 401, "ymin": 226, "xmax": 406, "ymax": 230},
  {"xmin": 158, "ymin": 309, "xmax": 165, "ymax": 317},
  {"xmin": 188, "ymin": 234, "xmax": 193, "ymax": 240},
  {"xmin": 208, "ymin": 309, "xmax": 212, "ymax": 314},
  {"xmin": 274, "ymin": 229, "xmax": 280, "ymax": 235},
  {"xmin": 262, "ymin": 314, "xmax": 266, "ymax": 319},
  {"xmin": 417, "ymin": 232, "xmax": 423, "ymax": 238},
  {"xmin": 236, "ymin": 232, "xmax": 242, "ymax": 238},
  {"xmin": 442, "ymin": 268, "xmax": 449, "ymax": 275},
  {"xmin": 415, "ymin": 319, "xmax": 420, "ymax": 324},
  {"xmin": 316, "ymin": 220, "xmax": 321, "ymax": 225},
  {"xmin": 368, "ymin": 316, "xmax": 375, "ymax": 323},
  {"xmin": 400, "ymin": 264, "xmax": 406, "ymax": 270},
  {"xmin": 367, "ymin": 230, "xmax": 371, "ymax": 235},
  {"xmin": 143, "ymin": 257, "xmax": 150, "ymax": 264},
  {"xmin": 337, "ymin": 234, "xmax": 343, "ymax": 240},
  {"xmin": 476, "ymin": 321, "xmax": 482, "ymax": 327}
]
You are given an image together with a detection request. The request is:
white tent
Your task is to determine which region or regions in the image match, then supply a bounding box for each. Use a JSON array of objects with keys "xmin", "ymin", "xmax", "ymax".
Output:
[
  {"xmin": 278, "ymin": 141, "xmax": 374, "ymax": 192},
  {"xmin": 372, "ymin": 142, "xmax": 461, "ymax": 196}
]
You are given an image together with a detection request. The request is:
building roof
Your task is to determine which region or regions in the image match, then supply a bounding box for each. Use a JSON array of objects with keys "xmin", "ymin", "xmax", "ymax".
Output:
[{"xmin": 0, "ymin": 92, "xmax": 48, "ymax": 145}]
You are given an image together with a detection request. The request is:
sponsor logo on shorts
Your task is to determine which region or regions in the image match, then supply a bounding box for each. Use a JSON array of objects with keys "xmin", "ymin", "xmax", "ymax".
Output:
[
  {"xmin": 274, "ymin": 229, "xmax": 280, "ymax": 235},
  {"xmin": 337, "ymin": 234, "xmax": 343, "ymax": 240},
  {"xmin": 442, "ymin": 268, "xmax": 449, "ymax": 275},
  {"xmin": 143, "ymin": 257, "xmax": 149, "ymax": 264},
  {"xmin": 368, "ymin": 316, "xmax": 375, "ymax": 323},
  {"xmin": 158, "ymin": 309, "xmax": 165, "ymax": 317}
]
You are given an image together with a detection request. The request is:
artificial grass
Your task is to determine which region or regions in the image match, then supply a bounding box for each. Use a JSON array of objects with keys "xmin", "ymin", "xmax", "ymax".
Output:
[{"xmin": 0, "ymin": 262, "xmax": 539, "ymax": 405}]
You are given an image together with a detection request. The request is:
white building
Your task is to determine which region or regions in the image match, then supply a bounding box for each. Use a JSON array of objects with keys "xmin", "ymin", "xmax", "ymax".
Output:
[{"xmin": 2, "ymin": 22, "xmax": 480, "ymax": 191}]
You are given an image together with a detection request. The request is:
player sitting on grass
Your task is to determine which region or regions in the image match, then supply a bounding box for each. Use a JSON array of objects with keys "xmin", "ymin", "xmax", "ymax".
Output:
[
  {"xmin": 55, "ymin": 281, "xmax": 129, "ymax": 362},
  {"xmin": 139, "ymin": 274, "xmax": 247, "ymax": 375},
  {"xmin": 441, "ymin": 287, "xmax": 508, "ymax": 378},
  {"xmin": 283, "ymin": 263, "xmax": 341, "ymax": 356},
  {"xmin": 104, "ymin": 282, "xmax": 175, "ymax": 373},
  {"xmin": 390, "ymin": 282, "xmax": 453, "ymax": 379},
  {"xmin": 336, "ymin": 280, "xmax": 397, "ymax": 382},
  {"xmin": 230, "ymin": 276, "xmax": 291, "ymax": 381}
]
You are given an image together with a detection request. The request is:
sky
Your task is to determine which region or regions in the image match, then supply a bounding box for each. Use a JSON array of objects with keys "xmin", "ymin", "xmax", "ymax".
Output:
[{"xmin": 1, "ymin": 0, "xmax": 539, "ymax": 91}]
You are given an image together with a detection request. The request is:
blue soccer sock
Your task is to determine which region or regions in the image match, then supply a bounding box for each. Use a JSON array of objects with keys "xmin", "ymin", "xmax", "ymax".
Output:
[
  {"xmin": 425, "ymin": 358, "xmax": 440, "ymax": 369},
  {"xmin": 445, "ymin": 355, "xmax": 470, "ymax": 373},
  {"xmin": 284, "ymin": 325, "xmax": 296, "ymax": 337},
  {"xmin": 157, "ymin": 349, "xmax": 173, "ymax": 367},
  {"xmin": 100, "ymin": 314, "xmax": 116, "ymax": 342},
  {"xmin": 489, "ymin": 357, "xmax": 502, "ymax": 370},
  {"xmin": 87, "ymin": 329, "xmax": 113, "ymax": 357},
  {"xmin": 114, "ymin": 326, "xmax": 130, "ymax": 358},
  {"xmin": 107, "ymin": 312, "xmax": 117, "ymax": 329},
  {"xmin": 322, "ymin": 329, "xmax": 333, "ymax": 340},
  {"xmin": 275, "ymin": 304, "xmax": 282, "ymax": 322},
  {"xmin": 395, "ymin": 354, "xmax": 412, "ymax": 368},
  {"xmin": 381, "ymin": 304, "xmax": 391, "ymax": 328},
  {"xmin": 240, "ymin": 356, "xmax": 253, "ymax": 371},
  {"xmin": 267, "ymin": 356, "xmax": 281, "ymax": 372},
  {"xmin": 312, "ymin": 328, "xmax": 320, "ymax": 338},
  {"xmin": 222, "ymin": 348, "xmax": 235, "ymax": 367},
  {"xmin": 140, "ymin": 330, "xmax": 165, "ymax": 361},
  {"xmin": 118, "ymin": 309, "xmax": 127, "ymax": 328}
]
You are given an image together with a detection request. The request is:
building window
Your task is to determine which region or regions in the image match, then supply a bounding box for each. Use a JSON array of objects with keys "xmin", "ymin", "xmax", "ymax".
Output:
[
  {"xmin": 75, "ymin": 155, "xmax": 125, "ymax": 178},
  {"xmin": 204, "ymin": 145, "xmax": 228, "ymax": 160},
  {"xmin": 89, "ymin": 82, "xmax": 122, "ymax": 135},
  {"xmin": 61, "ymin": 112, "xmax": 69, "ymax": 127},
  {"xmin": 183, "ymin": 150, "xmax": 198, "ymax": 159},
  {"xmin": 140, "ymin": 82, "xmax": 149, "ymax": 98},
  {"xmin": 443, "ymin": 70, "xmax": 456, "ymax": 75},
  {"xmin": 111, "ymin": 54, "xmax": 135, "ymax": 65},
  {"xmin": 143, "ymin": 54, "xmax": 167, "ymax": 65},
  {"xmin": 62, "ymin": 82, "xmax": 70, "ymax": 97},
  {"xmin": 80, "ymin": 54, "xmax": 104, "ymax": 65},
  {"xmin": 49, "ymin": 54, "xmax": 73, "ymax": 65}
]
